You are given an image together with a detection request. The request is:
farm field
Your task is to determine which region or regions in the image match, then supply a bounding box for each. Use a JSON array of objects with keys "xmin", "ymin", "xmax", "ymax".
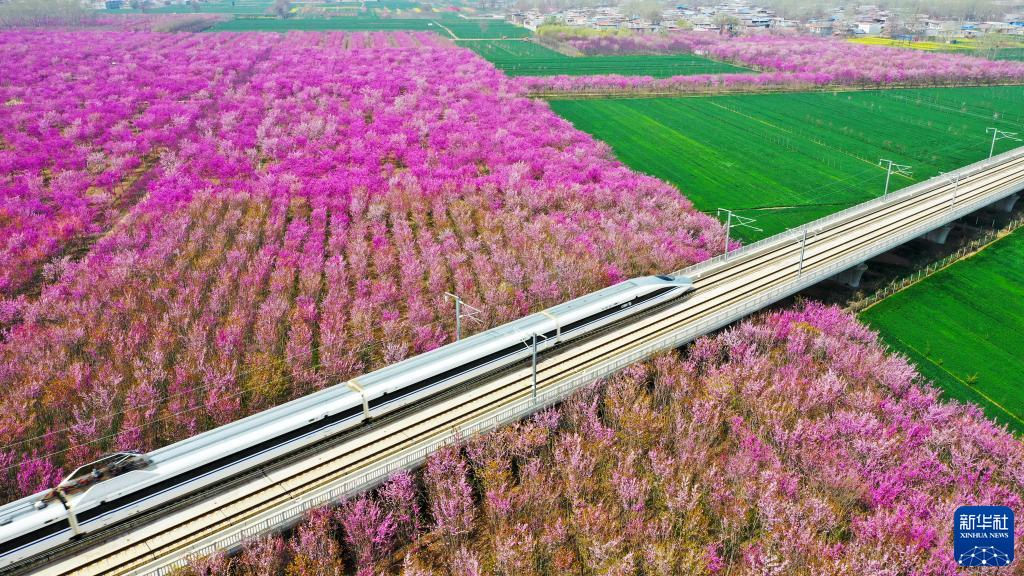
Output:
[
  {"xmin": 849, "ymin": 35, "xmax": 1024, "ymax": 62},
  {"xmin": 996, "ymin": 47, "xmax": 1024, "ymax": 61},
  {"xmin": 208, "ymin": 17, "xmax": 442, "ymax": 33},
  {"xmin": 848, "ymin": 36, "xmax": 976, "ymax": 52},
  {"xmin": 104, "ymin": 0, "xmax": 432, "ymax": 14},
  {"xmin": 551, "ymin": 86, "xmax": 1024, "ymax": 239},
  {"xmin": 441, "ymin": 20, "xmax": 531, "ymax": 39},
  {"xmin": 104, "ymin": 0, "xmax": 272, "ymax": 13},
  {"xmin": 860, "ymin": 228, "xmax": 1024, "ymax": 434},
  {"xmin": 209, "ymin": 15, "xmax": 530, "ymax": 37},
  {"xmin": 458, "ymin": 39, "xmax": 749, "ymax": 77}
]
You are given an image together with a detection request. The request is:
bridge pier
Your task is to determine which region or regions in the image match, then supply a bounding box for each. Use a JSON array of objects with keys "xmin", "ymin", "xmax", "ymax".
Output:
[
  {"xmin": 832, "ymin": 262, "xmax": 868, "ymax": 289},
  {"xmin": 991, "ymin": 193, "xmax": 1019, "ymax": 213},
  {"xmin": 921, "ymin": 223, "xmax": 955, "ymax": 245}
]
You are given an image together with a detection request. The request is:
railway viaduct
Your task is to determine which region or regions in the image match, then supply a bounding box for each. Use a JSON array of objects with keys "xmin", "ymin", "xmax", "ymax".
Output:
[{"xmin": 14, "ymin": 146, "xmax": 1024, "ymax": 576}]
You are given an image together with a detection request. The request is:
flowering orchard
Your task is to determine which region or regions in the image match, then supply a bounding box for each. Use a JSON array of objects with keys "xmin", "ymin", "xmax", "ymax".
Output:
[
  {"xmin": 0, "ymin": 31, "xmax": 273, "ymax": 296},
  {"xmin": 702, "ymin": 34, "xmax": 1024, "ymax": 83},
  {"xmin": 182, "ymin": 304, "xmax": 1024, "ymax": 575},
  {"xmin": 544, "ymin": 28, "xmax": 707, "ymax": 56},
  {"xmin": 84, "ymin": 14, "xmax": 230, "ymax": 32},
  {"xmin": 519, "ymin": 70, "xmax": 832, "ymax": 96},
  {"xmin": 0, "ymin": 31, "xmax": 724, "ymax": 500},
  {"xmin": 524, "ymin": 32, "xmax": 1024, "ymax": 95}
]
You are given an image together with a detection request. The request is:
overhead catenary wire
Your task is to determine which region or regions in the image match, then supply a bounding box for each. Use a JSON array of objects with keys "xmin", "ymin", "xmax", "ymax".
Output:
[
  {"xmin": 702, "ymin": 99, "xmax": 993, "ymax": 213},
  {"xmin": 720, "ymin": 136, "xmax": 995, "ymax": 222},
  {"xmin": 0, "ymin": 292, "xmax": 496, "ymax": 462},
  {"xmin": 876, "ymin": 89, "xmax": 1024, "ymax": 130},
  {"xmin": 1, "ymin": 294, "xmax": 498, "ymax": 476}
]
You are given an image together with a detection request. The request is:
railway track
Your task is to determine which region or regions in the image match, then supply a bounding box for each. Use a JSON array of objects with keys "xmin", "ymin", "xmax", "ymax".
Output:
[{"xmin": 17, "ymin": 148, "xmax": 1024, "ymax": 576}]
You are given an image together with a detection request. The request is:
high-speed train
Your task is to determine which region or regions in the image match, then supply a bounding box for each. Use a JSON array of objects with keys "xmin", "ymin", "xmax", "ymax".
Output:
[{"xmin": 0, "ymin": 274, "xmax": 693, "ymax": 566}]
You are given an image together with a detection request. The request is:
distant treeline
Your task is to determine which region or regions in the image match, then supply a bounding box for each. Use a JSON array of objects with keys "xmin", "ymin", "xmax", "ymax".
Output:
[
  {"xmin": 511, "ymin": 0, "xmax": 1020, "ymax": 23},
  {"xmin": 755, "ymin": 0, "xmax": 1016, "ymax": 21},
  {"xmin": 0, "ymin": 0, "xmax": 92, "ymax": 28}
]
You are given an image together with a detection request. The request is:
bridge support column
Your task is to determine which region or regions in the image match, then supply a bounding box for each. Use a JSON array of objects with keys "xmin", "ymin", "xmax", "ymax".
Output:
[
  {"xmin": 921, "ymin": 223, "xmax": 955, "ymax": 245},
  {"xmin": 832, "ymin": 263, "xmax": 868, "ymax": 289},
  {"xmin": 991, "ymin": 193, "xmax": 1019, "ymax": 213}
]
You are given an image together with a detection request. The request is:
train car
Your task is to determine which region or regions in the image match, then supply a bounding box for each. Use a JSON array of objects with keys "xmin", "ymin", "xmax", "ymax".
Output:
[
  {"xmin": 0, "ymin": 385, "xmax": 366, "ymax": 566},
  {"xmin": 358, "ymin": 275, "xmax": 694, "ymax": 417},
  {"xmin": 0, "ymin": 274, "xmax": 693, "ymax": 567}
]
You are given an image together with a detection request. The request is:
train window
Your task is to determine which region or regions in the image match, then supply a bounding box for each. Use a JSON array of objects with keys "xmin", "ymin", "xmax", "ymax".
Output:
[{"xmin": 656, "ymin": 275, "xmax": 675, "ymax": 281}]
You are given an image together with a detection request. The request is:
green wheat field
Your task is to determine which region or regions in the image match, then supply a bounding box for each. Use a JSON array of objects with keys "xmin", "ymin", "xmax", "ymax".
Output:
[
  {"xmin": 550, "ymin": 86, "xmax": 1024, "ymax": 239},
  {"xmin": 861, "ymin": 228, "xmax": 1024, "ymax": 434},
  {"xmin": 458, "ymin": 39, "xmax": 748, "ymax": 77}
]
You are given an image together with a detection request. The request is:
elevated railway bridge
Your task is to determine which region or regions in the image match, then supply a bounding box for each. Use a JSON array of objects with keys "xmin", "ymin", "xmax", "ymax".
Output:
[{"xmin": 4, "ymin": 146, "xmax": 1024, "ymax": 576}]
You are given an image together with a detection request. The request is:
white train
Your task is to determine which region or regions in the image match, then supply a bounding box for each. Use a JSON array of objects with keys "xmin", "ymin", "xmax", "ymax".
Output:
[{"xmin": 0, "ymin": 275, "xmax": 693, "ymax": 567}]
